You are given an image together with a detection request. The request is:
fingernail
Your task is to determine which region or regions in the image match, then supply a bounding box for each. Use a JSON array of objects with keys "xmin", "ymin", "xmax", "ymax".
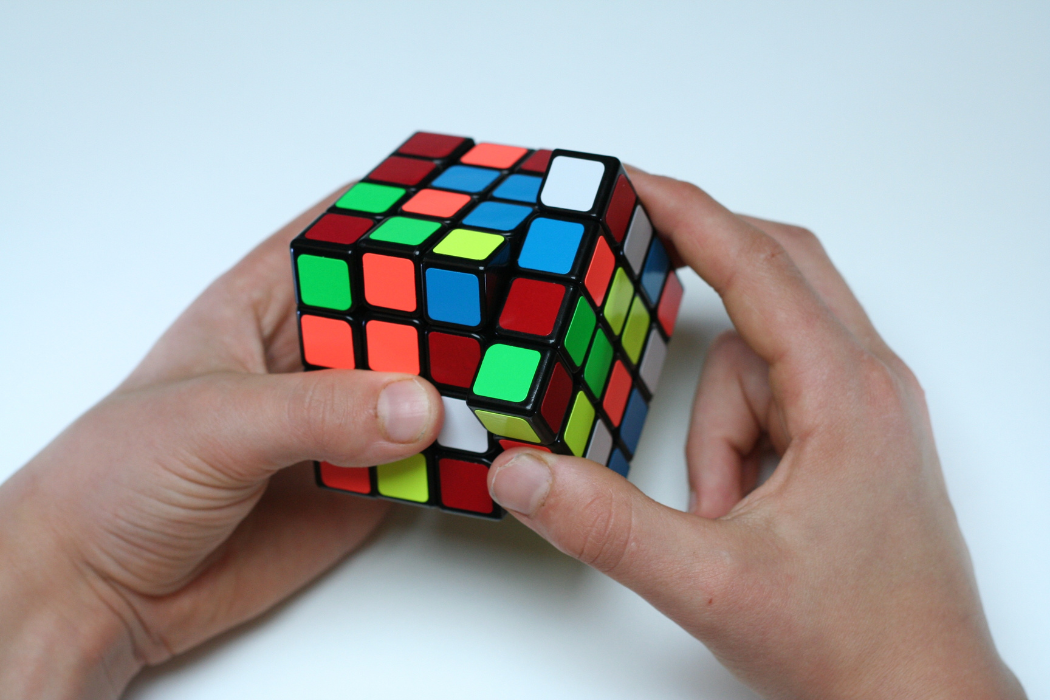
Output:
[
  {"xmin": 490, "ymin": 453, "xmax": 552, "ymax": 516},
  {"xmin": 377, "ymin": 379, "xmax": 433, "ymax": 443}
]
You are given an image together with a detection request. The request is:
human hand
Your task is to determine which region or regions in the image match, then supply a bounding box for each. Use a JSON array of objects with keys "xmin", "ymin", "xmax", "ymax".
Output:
[
  {"xmin": 487, "ymin": 170, "xmax": 1026, "ymax": 698},
  {"xmin": 0, "ymin": 188, "xmax": 443, "ymax": 699}
]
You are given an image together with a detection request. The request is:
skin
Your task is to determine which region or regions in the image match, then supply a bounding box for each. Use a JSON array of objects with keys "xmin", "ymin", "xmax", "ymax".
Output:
[{"xmin": 0, "ymin": 172, "xmax": 1026, "ymax": 699}]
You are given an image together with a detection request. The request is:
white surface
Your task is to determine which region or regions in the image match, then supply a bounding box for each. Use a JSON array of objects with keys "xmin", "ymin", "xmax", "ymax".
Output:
[
  {"xmin": 639, "ymin": 329, "xmax": 669, "ymax": 394},
  {"xmin": 436, "ymin": 396, "xmax": 489, "ymax": 453},
  {"xmin": 623, "ymin": 205, "xmax": 654, "ymax": 275},
  {"xmin": 540, "ymin": 155, "xmax": 607, "ymax": 211},
  {"xmin": 586, "ymin": 418, "xmax": 614, "ymax": 466},
  {"xmin": 0, "ymin": 2, "xmax": 1046, "ymax": 699}
]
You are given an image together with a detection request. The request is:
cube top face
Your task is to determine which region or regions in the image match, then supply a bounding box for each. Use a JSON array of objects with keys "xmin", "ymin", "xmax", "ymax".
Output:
[{"xmin": 292, "ymin": 132, "xmax": 684, "ymax": 520}]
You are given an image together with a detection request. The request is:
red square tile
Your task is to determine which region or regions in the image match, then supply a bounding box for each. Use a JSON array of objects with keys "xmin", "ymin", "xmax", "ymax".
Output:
[
  {"xmin": 305, "ymin": 214, "xmax": 373, "ymax": 245},
  {"xmin": 362, "ymin": 253, "xmax": 416, "ymax": 312},
  {"xmin": 300, "ymin": 315, "xmax": 355, "ymax": 369},
  {"xmin": 657, "ymin": 271, "xmax": 684, "ymax": 336},
  {"xmin": 427, "ymin": 332, "xmax": 481, "ymax": 387},
  {"xmin": 398, "ymin": 132, "xmax": 467, "ymax": 158},
  {"xmin": 498, "ymin": 440, "xmax": 552, "ymax": 453},
  {"xmin": 603, "ymin": 360, "xmax": 633, "ymax": 427},
  {"xmin": 519, "ymin": 149, "xmax": 552, "ymax": 173},
  {"xmin": 540, "ymin": 361, "xmax": 573, "ymax": 432},
  {"xmin": 366, "ymin": 320, "xmax": 419, "ymax": 374},
  {"xmin": 498, "ymin": 278, "xmax": 566, "ymax": 337},
  {"xmin": 319, "ymin": 461, "xmax": 371, "ymax": 494},
  {"xmin": 584, "ymin": 235, "xmax": 616, "ymax": 305},
  {"xmin": 369, "ymin": 156, "xmax": 436, "ymax": 186},
  {"xmin": 402, "ymin": 189, "xmax": 471, "ymax": 218},
  {"xmin": 604, "ymin": 174, "xmax": 637, "ymax": 243},
  {"xmin": 439, "ymin": 458, "xmax": 493, "ymax": 513},
  {"xmin": 460, "ymin": 143, "xmax": 529, "ymax": 169}
]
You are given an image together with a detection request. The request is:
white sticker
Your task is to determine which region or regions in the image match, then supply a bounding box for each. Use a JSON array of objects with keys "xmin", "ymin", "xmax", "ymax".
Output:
[
  {"xmin": 437, "ymin": 397, "xmax": 490, "ymax": 453},
  {"xmin": 638, "ymin": 328, "xmax": 667, "ymax": 394},
  {"xmin": 539, "ymin": 156, "xmax": 606, "ymax": 211},
  {"xmin": 585, "ymin": 418, "xmax": 614, "ymax": 466},
  {"xmin": 623, "ymin": 205, "xmax": 653, "ymax": 276}
]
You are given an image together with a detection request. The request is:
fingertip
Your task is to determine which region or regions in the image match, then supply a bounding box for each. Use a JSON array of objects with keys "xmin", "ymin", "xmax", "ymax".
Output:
[
  {"xmin": 376, "ymin": 375, "xmax": 443, "ymax": 445},
  {"xmin": 488, "ymin": 449, "xmax": 553, "ymax": 516}
]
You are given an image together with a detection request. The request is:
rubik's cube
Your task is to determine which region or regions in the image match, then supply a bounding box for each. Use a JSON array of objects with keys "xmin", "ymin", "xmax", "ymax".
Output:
[{"xmin": 291, "ymin": 133, "xmax": 683, "ymax": 519}]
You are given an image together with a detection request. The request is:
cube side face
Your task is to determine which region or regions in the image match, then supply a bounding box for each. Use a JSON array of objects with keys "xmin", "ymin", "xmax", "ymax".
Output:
[{"xmin": 295, "ymin": 133, "xmax": 685, "ymax": 521}]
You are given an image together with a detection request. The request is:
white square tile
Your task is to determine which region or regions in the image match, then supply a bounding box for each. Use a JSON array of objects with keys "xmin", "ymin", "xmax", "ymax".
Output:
[
  {"xmin": 539, "ymin": 155, "xmax": 606, "ymax": 211},
  {"xmin": 623, "ymin": 205, "xmax": 653, "ymax": 275},
  {"xmin": 437, "ymin": 396, "xmax": 489, "ymax": 453},
  {"xmin": 638, "ymin": 328, "xmax": 667, "ymax": 394},
  {"xmin": 585, "ymin": 418, "xmax": 614, "ymax": 466}
]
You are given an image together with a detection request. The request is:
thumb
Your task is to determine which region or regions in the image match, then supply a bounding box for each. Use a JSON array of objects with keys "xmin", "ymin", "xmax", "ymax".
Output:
[
  {"xmin": 169, "ymin": 369, "xmax": 442, "ymax": 485},
  {"xmin": 488, "ymin": 449, "xmax": 735, "ymax": 612}
]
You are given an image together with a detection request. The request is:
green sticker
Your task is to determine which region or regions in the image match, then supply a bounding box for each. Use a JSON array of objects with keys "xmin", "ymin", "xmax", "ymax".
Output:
[
  {"xmin": 584, "ymin": 328, "xmax": 614, "ymax": 396},
  {"xmin": 433, "ymin": 228, "xmax": 504, "ymax": 260},
  {"xmin": 564, "ymin": 392, "xmax": 595, "ymax": 457},
  {"xmin": 474, "ymin": 410, "xmax": 540, "ymax": 442},
  {"xmin": 472, "ymin": 344, "xmax": 541, "ymax": 403},
  {"xmin": 334, "ymin": 182, "xmax": 405, "ymax": 213},
  {"xmin": 376, "ymin": 453, "xmax": 429, "ymax": 502},
  {"xmin": 604, "ymin": 267, "xmax": 633, "ymax": 335},
  {"xmin": 369, "ymin": 217, "xmax": 441, "ymax": 246},
  {"xmin": 296, "ymin": 254, "xmax": 351, "ymax": 310},
  {"xmin": 622, "ymin": 295, "xmax": 651, "ymax": 364},
  {"xmin": 563, "ymin": 297, "xmax": 596, "ymax": 367}
]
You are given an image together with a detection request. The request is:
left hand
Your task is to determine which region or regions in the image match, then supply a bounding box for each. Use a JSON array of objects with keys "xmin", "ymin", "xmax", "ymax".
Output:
[{"xmin": 0, "ymin": 186, "xmax": 444, "ymax": 698}]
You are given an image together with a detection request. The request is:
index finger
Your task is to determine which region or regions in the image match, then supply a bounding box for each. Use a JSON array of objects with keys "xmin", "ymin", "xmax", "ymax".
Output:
[{"xmin": 626, "ymin": 168, "xmax": 855, "ymax": 395}]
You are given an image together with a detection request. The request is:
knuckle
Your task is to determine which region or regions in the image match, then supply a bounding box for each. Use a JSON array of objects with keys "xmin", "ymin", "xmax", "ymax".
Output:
[
  {"xmin": 566, "ymin": 489, "xmax": 636, "ymax": 574},
  {"xmin": 856, "ymin": 352, "xmax": 907, "ymax": 415},
  {"xmin": 781, "ymin": 224, "xmax": 822, "ymax": 252}
]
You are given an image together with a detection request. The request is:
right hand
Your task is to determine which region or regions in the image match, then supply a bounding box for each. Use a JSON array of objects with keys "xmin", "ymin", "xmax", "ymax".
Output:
[{"xmin": 487, "ymin": 169, "xmax": 1026, "ymax": 699}]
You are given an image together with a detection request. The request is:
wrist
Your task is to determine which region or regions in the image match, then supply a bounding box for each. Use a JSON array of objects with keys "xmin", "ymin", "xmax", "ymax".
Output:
[{"xmin": 0, "ymin": 470, "xmax": 142, "ymax": 699}]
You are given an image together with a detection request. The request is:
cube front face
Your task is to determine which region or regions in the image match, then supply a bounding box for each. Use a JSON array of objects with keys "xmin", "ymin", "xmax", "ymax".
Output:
[{"xmin": 291, "ymin": 133, "xmax": 683, "ymax": 520}]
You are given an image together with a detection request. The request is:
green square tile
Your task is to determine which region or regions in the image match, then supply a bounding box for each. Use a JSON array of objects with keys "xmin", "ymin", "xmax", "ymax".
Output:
[
  {"xmin": 604, "ymin": 267, "xmax": 633, "ymax": 335},
  {"xmin": 474, "ymin": 410, "xmax": 540, "ymax": 442},
  {"xmin": 584, "ymin": 328, "xmax": 614, "ymax": 396},
  {"xmin": 563, "ymin": 296, "xmax": 596, "ymax": 367},
  {"xmin": 335, "ymin": 182, "xmax": 406, "ymax": 213},
  {"xmin": 622, "ymin": 295, "xmax": 651, "ymax": 364},
  {"xmin": 433, "ymin": 228, "xmax": 504, "ymax": 260},
  {"xmin": 564, "ymin": 392, "xmax": 595, "ymax": 457},
  {"xmin": 369, "ymin": 217, "xmax": 442, "ymax": 246},
  {"xmin": 473, "ymin": 344, "xmax": 541, "ymax": 403},
  {"xmin": 296, "ymin": 254, "xmax": 351, "ymax": 310},
  {"xmin": 377, "ymin": 453, "xmax": 428, "ymax": 502}
]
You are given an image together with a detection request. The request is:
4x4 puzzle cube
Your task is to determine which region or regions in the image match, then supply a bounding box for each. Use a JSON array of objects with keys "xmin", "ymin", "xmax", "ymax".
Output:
[{"xmin": 291, "ymin": 132, "xmax": 684, "ymax": 520}]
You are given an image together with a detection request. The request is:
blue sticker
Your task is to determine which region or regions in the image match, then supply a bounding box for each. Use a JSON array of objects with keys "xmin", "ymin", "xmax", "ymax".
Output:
[
  {"xmin": 461, "ymin": 201, "xmax": 532, "ymax": 231},
  {"xmin": 492, "ymin": 174, "xmax": 542, "ymax": 203},
  {"xmin": 430, "ymin": 165, "xmax": 500, "ymax": 193},
  {"xmin": 425, "ymin": 268, "xmax": 481, "ymax": 326},
  {"xmin": 517, "ymin": 218, "xmax": 585, "ymax": 275},
  {"xmin": 619, "ymin": 389, "xmax": 649, "ymax": 455},
  {"xmin": 640, "ymin": 238, "xmax": 670, "ymax": 304},
  {"xmin": 608, "ymin": 448, "xmax": 630, "ymax": 477}
]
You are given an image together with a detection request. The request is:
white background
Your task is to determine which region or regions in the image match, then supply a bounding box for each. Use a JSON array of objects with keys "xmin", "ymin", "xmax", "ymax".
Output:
[{"xmin": 1, "ymin": 2, "xmax": 1047, "ymax": 698}]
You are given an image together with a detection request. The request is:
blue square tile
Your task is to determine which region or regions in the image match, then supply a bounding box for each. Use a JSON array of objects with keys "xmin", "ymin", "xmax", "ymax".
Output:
[
  {"xmin": 431, "ymin": 165, "xmax": 500, "ymax": 193},
  {"xmin": 492, "ymin": 174, "xmax": 542, "ymax": 203},
  {"xmin": 517, "ymin": 218, "xmax": 585, "ymax": 275},
  {"xmin": 425, "ymin": 268, "xmax": 481, "ymax": 326},
  {"xmin": 608, "ymin": 448, "xmax": 630, "ymax": 477},
  {"xmin": 620, "ymin": 389, "xmax": 649, "ymax": 455},
  {"xmin": 640, "ymin": 237, "xmax": 670, "ymax": 303},
  {"xmin": 461, "ymin": 201, "xmax": 531, "ymax": 231}
]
